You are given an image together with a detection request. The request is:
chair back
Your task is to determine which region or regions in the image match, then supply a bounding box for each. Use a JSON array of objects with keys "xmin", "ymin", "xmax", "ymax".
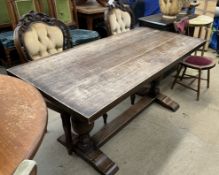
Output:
[
  {"xmin": 36, "ymin": 0, "xmax": 54, "ymax": 17},
  {"xmin": 104, "ymin": 2, "xmax": 135, "ymax": 35},
  {"xmin": 0, "ymin": 0, "xmax": 11, "ymax": 28},
  {"xmin": 48, "ymin": 0, "xmax": 78, "ymax": 27},
  {"xmin": 14, "ymin": 11, "xmax": 72, "ymax": 62},
  {"xmin": 7, "ymin": 0, "xmax": 40, "ymax": 29}
]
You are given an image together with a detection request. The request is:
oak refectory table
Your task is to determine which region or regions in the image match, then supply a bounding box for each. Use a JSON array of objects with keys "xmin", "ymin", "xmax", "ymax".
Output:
[{"xmin": 7, "ymin": 27, "xmax": 205, "ymax": 175}]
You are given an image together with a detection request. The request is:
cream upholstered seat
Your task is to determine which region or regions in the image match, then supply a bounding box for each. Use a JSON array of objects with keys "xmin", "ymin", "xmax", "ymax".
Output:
[
  {"xmin": 105, "ymin": 3, "xmax": 134, "ymax": 35},
  {"xmin": 23, "ymin": 23, "xmax": 64, "ymax": 60},
  {"xmin": 14, "ymin": 11, "xmax": 72, "ymax": 62}
]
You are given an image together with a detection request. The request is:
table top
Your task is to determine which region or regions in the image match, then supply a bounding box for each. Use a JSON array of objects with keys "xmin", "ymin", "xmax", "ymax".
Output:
[
  {"xmin": 189, "ymin": 15, "xmax": 213, "ymax": 26},
  {"xmin": 8, "ymin": 27, "xmax": 205, "ymax": 123},
  {"xmin": 139, "ymin": 13, "xmax": 198, "ymax": 27},
  {"xmin": 76, "ymin": 1, "xmax": 106, "ymax": 14},
  {"xmin": 0, "ymin": 75, "xmax": 47, "ymax": 175}
]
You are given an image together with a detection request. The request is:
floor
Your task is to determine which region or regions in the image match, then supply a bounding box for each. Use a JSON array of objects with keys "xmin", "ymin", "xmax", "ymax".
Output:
[{"xmin": 2, "ymin": 50, "xmax": 219, "ymax": 175}]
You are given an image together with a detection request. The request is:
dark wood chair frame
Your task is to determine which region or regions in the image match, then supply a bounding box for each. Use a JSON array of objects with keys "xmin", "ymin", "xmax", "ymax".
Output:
[
  {"xmin": 13, "ymin": 11, "xmax": 74, "ymax": 154},
  {"xmin": 104, "ymin": 2, "xmax": 135, "ymax": 36}
]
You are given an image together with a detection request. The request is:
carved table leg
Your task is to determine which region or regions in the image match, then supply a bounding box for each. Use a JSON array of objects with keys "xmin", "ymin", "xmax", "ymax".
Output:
[
  {"xmin": 149, "ymin": 80, "xmax": 180, "ymax": 112},
  {"xmin": 60, "ymin": 113, "xmax": 73, "ymax": 154},
  {"xmin": 71, "ymin": 118, "xmax": 119, "ymax": 175}
]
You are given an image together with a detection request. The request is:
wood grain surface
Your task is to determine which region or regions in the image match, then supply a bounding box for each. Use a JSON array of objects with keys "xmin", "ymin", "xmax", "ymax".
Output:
[
  {"xmin": 0, "ymin": 75, "xmax": 47, "ymax": 175},
  {"xmin": 8, "ymin": 27, "xmax": 205, "ymax": 123}
]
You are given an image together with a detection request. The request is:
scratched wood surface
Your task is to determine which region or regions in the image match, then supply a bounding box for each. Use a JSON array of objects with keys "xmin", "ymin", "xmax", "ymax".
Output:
[
  {"xmin": 8, "ymin": 27, "xmax": 205, "ymax": 122},
  {"xmin": 0, "ymin": 75, "xmax": 47, "ymax": 175}
]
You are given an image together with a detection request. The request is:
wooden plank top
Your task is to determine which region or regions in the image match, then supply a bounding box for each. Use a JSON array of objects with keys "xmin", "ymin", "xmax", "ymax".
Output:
[
  {"xmin": 0, "ymin": 75, "xmax": 47, "ymax": 175},
  {"xmin": 8, "ymin": 27, "xmax": 205, "ymax": 123}
]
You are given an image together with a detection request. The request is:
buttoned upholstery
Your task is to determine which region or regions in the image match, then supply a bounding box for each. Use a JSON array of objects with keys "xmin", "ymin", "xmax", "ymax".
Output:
[
  {"xmin": 23, "ymin": 23, "xmax": 63, "ymax": 60},
  {"xmin": 108, "ymin": 8, "xmax": 132, "ymax": 35}
]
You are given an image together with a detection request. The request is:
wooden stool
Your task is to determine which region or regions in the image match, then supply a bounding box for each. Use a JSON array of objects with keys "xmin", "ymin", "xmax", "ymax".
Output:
[
  {"xmin": 171, "ymin": 56, "xmax": 216, "ymax": 100},
  {"xmin": 188, "ymin": 15, "xmax": 213, "ymax": 55},
  {"xmin": 0, "ymin": 75, "xmax": 47, "ymax": 175}
]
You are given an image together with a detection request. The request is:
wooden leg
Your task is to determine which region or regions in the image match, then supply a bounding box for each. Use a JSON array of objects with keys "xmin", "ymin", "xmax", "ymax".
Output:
[
  {"xmin": 148, "ymin": 80, "xmax": 160, "ymax": 98},
  {"xmin": 86, "ymin": 17, "xmax": 93, "ymax": 30},
  {"xmin": 103, "ymin": 113, "xmax": 108, "ymax": 125},
  {"xmin": 150, "ymin": 80, "xmax": 179, "ymax": 111},
  {"xmin": 171, "ymin": 64, "xmax": 183, "ymax": 89},
  {"xmin": 71, "ymin": 118, "xmax": 118, "ymax": 175},
  {"xmin": 197, "ymin": 69, "xmax": 201, "ymax": 101},
  {"xmin": 207, "ymin": 69, "xmax": 210, "ymax": 88},
  {"xmin": 156, "ymin": 93, "xmax": 180, "ymax": 112},
  {"xmin": 4, "ymin": 48, "xmax": 11, "ymax": 67},
  {"xmin": 180, "ymin": 66, "xmax": 187, "ymax": 81},
  {"xmin": 130, "ymin": 94, "xmax": 136, "ymax": 105},
  {"xmin": 60, "ymin": 113, "xmax": 73, "ymax": 154}
]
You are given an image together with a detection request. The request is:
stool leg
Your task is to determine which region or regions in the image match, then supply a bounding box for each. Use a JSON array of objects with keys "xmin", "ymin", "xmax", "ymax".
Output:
[
  {"xmin": 171, "ymin": 64, "xmax": 183, "ymax": 89},
  {"xmin": 207, "ymin": 69, "xmax": 210, "ymax": 88},
  {"xmin": 180, "ymin": 66, "xmax": 187, "ymax": 81},
  {"xmin": 197, "ymin": 69, "xmax": 201, "ymax": 101}
]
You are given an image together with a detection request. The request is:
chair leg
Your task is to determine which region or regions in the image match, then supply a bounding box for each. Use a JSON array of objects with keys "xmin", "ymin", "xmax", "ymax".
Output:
[
  {"xmin": 171, "ymin": 64, "xmax": 183, "ymax": 89},
  {"xmin": 130, "ymin": 94, "xmax": 136, "ymax": 105},
  {"xmin": 103, "ymin": 113, "xmax": 108, "ymax": 125},
  {"xmin": 180, "ymin": 66, "xmax": 187, "ymax": 81},
  {"xmin": 197, "ymin": 69, "xmax": 201, "ymax": 101},
  {"xmin": 207, "ymin": 69, "xmax": 210, "ymax": 88},
  {"xmin": 4, "ymin": 48, "xmax": 12, "ymax": 67}
]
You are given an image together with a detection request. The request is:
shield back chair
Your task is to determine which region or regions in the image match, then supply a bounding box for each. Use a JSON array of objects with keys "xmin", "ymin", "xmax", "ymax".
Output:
[
  {"xmin": 14, "ymin": 11, "xmax": 73, "ymax": 154},
  {"xmin": 1, "ymin": 0, "xmax": 53, "ymax": 66},
  {"xmin": 104, "ymin": 1, "xmax": 135, "ymax": 36},
  {"xmin": 171, "ymin": 17, "xmax": 216, "ymax": 101},
  {"xmin": 49, "ymin": 0, "xmax": 100, "ymax": 46}
]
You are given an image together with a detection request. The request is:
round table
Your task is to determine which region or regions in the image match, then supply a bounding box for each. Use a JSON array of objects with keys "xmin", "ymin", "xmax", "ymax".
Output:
[{"xmin": 0, "ymin": 75, "xmax": 47, "ymax": 175}]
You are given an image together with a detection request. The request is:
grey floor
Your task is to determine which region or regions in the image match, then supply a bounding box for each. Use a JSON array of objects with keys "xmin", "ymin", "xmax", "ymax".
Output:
[{"xmin": 4, "ymin": 50, "xmax": 219, "ymax": 175}]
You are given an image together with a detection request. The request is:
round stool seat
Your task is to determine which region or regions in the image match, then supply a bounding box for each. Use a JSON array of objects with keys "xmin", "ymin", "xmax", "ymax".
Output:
[
  {"xmin": 189, "ymin": 15, "xmax": 213, "ymax": 26},
  {"xmin": 0, "ymin": 75, "xmax": 47, "ymax": 175},
  {"xmin": 183, "ymin": 56, "xmax": 216, "ymax": 69}
]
